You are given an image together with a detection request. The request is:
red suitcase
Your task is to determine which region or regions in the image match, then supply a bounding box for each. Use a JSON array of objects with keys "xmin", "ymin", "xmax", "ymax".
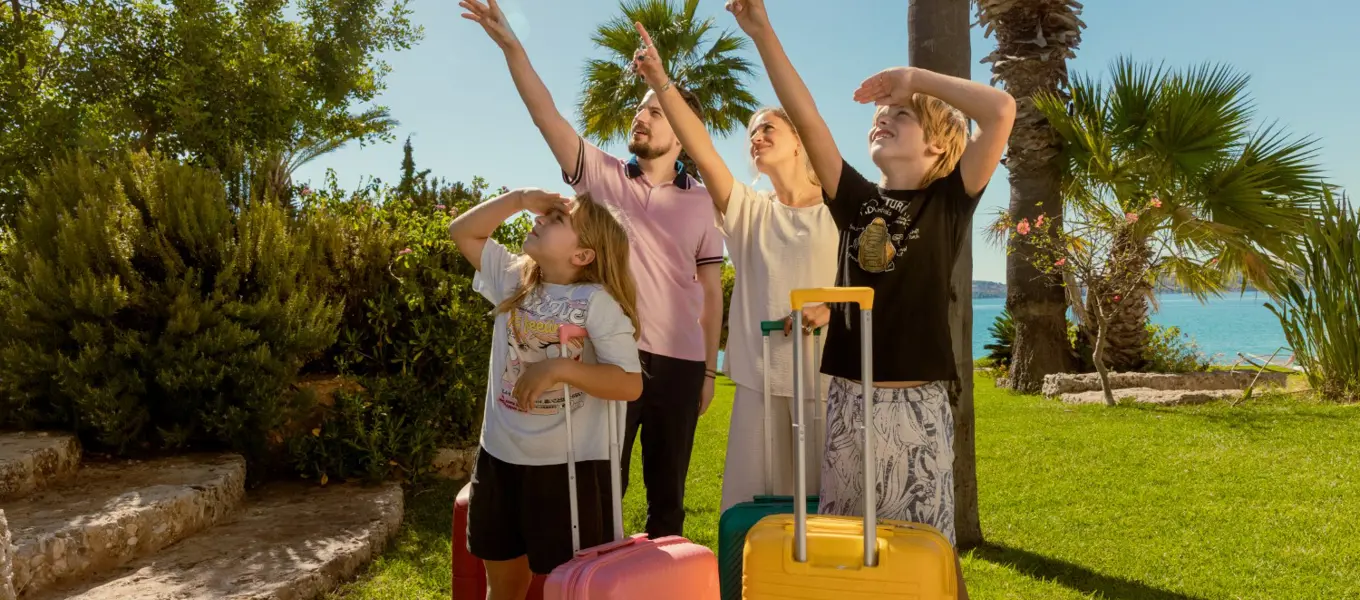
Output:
[
  {"xmin": 453, "ymin": 469, "xmax": 545, "ymax": 599},
  {"xmin": 543, "ymin": 325, "xmax": 720, "ymax": 599}
]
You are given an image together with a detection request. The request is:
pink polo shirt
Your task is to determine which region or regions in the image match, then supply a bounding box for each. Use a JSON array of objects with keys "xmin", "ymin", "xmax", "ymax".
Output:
[{"xmin": 564, "ymin": 138, "xmax": 724, "ymax": 362}]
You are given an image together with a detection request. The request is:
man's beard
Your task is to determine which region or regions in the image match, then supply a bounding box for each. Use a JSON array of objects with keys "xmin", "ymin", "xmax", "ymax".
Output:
[{"xmin": 628, "ymin": 138, "xmax": 667, "ymax": 160}]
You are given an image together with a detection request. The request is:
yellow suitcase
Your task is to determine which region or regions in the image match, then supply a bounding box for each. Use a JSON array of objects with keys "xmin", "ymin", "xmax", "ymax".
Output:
[{"xmin": 741, "ymin": 287, "xmax": 959, "ymax": 599}]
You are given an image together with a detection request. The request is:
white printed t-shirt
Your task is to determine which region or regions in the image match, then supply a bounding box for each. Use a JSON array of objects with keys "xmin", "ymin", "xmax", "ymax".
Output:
[
  {"xmin": 720, "ymin": 181, "xmax": 839, "ymax": 398},
  {"xmin": 473, "ymin": 239, "xmax": 642, "ymax": 466}
]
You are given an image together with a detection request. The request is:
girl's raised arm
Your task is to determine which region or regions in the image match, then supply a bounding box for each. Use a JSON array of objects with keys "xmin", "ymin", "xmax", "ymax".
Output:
[{"xmin": 448, "ymin": 188, "xmax": 570, "ymax": 267}]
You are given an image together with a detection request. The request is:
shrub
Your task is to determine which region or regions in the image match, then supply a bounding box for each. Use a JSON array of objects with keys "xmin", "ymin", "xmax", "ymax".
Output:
[
  {"xmin": 1141, "ymin": 324, "xmax": 1210, "ymax": 373},
  {"xmin": 1266, "ymin": 189, "xmax": 1360, "ymax": 403},
  {"xmin": 0, "ymin": 152, "xmax": 341, "ymax": 471},
  {"xmin": 290, "ymin": 173, "xmax": 530, "ymax": 483},
  {"xmin": 984, "ymin": 308, "xmax": 1016, "ymax": 366}
]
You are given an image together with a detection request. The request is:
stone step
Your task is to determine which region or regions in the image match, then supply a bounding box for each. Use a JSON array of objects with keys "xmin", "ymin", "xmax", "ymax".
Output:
[
  {"xmin": 6, "ymin": 453, "xmax": 245, "ymax": 597},
  {"xmin": 1060, "ymin": 387, "xmax": 1241, "ymax": 406},
  {"xmin": 0, "ymin": 432, "xmax": 82, "ymax": 502},
  {"xmin": 32, "ymin": 480, "xmax": 404, "ymax": 600}
]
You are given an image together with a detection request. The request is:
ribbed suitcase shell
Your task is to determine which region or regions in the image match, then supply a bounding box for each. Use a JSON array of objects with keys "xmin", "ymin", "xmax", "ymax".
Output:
[
  {"xmin": 545, "ymin": 533, "xmax": 720, "ymax": 599},
  {"xmin": 743, "ymin": 515, "xmax": 956, "ymax": 599}
]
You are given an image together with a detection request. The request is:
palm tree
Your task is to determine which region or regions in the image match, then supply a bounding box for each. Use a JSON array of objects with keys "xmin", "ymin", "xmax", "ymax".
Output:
[
  {"xmin": 976, "ymin": 0, "xmax": 1087, "ymax": 392},
  {"xmin": 909, "ymin": 0, "xmax": 982, "ymax": 550},
  {"xmin": 1032, "ymin": 57, "xmax": 1325, "ymax": 368},
  {"xmin": 578, "ymin": 0, "xmax": 759, "ymax": 178}
]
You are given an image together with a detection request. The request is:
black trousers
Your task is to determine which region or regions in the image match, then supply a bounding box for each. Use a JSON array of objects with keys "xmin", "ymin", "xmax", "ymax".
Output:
[{"xmin": 619, "ymin": 350, "xmax": 706, "ymax": 539}]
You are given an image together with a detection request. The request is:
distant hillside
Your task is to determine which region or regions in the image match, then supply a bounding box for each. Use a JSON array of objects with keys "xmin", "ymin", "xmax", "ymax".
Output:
[
  {"xmin": 971, "ymin": 276, "xmax": 1260, "ymax": 299},
  {"xmin": 972, "ymin": 280, "xmax": 1007, "ymax": 298}
]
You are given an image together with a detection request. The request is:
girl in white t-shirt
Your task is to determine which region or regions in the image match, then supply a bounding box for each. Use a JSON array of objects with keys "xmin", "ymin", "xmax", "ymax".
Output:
[
  {"xmin": 449, "ymin": 188, "xmax": 643, "ymax": 598},
  {"xmin": 632, "ymin": 24, "xmax": 839, "ymax": 511}
]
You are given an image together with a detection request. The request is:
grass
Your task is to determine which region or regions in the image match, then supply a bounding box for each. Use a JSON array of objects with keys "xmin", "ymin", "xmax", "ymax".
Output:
[{"xmin": 332, "ymin": 375, "xmax": 1360, "ymax": 600}]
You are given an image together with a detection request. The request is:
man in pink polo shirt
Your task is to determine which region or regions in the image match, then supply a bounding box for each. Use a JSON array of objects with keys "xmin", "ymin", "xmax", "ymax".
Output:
[{"xmin": 464, "ymin": 0, "xmax": 724, "ymax": 540}]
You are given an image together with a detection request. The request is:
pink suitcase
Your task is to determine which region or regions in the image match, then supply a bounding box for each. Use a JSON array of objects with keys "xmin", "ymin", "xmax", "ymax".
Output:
[{"xmin": 544, "ymin": 325, "xmax": 720, "ymax": 600}]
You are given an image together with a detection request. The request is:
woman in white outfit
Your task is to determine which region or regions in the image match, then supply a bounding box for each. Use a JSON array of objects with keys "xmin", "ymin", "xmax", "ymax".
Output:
[{"xmin": 631, "ymin": 24, "xmax": 839, "ymax": 511}]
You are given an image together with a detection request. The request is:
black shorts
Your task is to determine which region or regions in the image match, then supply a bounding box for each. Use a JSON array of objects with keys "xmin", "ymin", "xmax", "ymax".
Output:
[{"xmin": 465, "ymin": 446, "xmax": 615, "ymax": 575}]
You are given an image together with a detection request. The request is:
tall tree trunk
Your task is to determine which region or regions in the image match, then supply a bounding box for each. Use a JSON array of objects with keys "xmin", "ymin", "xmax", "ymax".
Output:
[
  {"xmin": 980, "ymin": 0, "xmax": 1086, "ymax": 393},
  {"xmin": 1006, "ymin": 148, "xmax": 1074, "ymax": 391},
  {"xmin": 907, "ymin": 0, "xmax": 981, "ymax": 551}
]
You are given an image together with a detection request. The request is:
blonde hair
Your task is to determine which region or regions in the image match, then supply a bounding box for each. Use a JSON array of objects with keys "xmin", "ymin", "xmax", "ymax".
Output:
[
  {"xmin": 747, "ymin": 107, "xmax": 820, "ymax": 188},
  {"xmin": 494, "ymin": 193, "xmax": 640, "ymax": 340},
  {"xmin": 909, "ymin": 93, "xmax": 968, "ymax": 187}
]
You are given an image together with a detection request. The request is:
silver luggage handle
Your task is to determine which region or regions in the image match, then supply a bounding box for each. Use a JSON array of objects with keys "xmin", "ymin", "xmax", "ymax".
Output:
[
  {"xmin": 555, "ymin": 325, "xmax": 626, "ymax": 554},
  {"xmin": 758, "ymin": 320, "xmax": 823, "ymax": 497},
  {"xmin": 789, "ymin": 287, "xmax": 877, "ymax": 567}
]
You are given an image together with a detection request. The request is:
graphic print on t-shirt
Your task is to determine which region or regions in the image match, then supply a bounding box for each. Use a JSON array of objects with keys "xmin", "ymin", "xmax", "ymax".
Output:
[
  {"xmin": 498, "ymin": 287, "xmax": 593, "ymax": 415},
  {"xmin": 847, "ymin": 193, "xmax": 926, "ymax": 274}
]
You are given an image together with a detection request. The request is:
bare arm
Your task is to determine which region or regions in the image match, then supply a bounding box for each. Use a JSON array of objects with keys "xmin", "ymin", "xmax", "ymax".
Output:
[
  {"xmin": 854, "ymin": 67, "xmax": 1016, "ymax": 196},
  {"xmin": 512, "ymin": 359, "xmax": 643, "ymax": 409},
  {"xmin": 728, "ymin": 0, "xmax": 845, "ymax": 199},
  {"xmin": 698, "ymin": 262, "xmax": 723, "ymax": 375},
  {"xmin": 461, "ymin": 0, "xmax": 583, "ymax": 176},
  {"xmin": 448, "ymin": 188, "xmax": 568, "ymax": 267},
  {"xmin": 557, "ymin": 361, "xmax": 643, "ymax": 401},
  {"xmin": 632, "ymin": 23, "xmax": 735, "ymax": 211}
]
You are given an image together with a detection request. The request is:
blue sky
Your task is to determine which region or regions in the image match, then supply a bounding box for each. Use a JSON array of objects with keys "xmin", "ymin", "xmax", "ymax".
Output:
[{"xmin": 294, "ymin": 0, "xmax": 1359, "ymax": 283}]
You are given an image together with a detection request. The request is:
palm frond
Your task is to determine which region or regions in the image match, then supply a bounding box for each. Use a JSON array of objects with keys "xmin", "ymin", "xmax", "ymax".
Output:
[{"xmin": 576, "ymin": 0, "xmax": 759, "ymax": 146}]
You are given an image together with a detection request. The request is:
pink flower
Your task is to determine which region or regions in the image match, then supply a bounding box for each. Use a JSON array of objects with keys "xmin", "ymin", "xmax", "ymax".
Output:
[
  {"xmin": 1016, "ymin": 218, "xmax": 1031, "ymax": 235},
  {"xmin": 300, "ymin": 185, "xmax": 312, "ymax": 197},
  {"xmin": 398, "ymin": 248, "xmax": 413, "ymax": 256},
  {"xmin": 1055, "ymin": 257, "xmax": 1066, "ymax": 267},
  {"xmin": 1036, "ymin": 214, "xmax": 1046, "ymax": 228},
  {"xmin": 1125, "ymin": 212, "xmax": 1139, "ymax": 224},
  {"xmin": 1150, "ymin": 197, "xmax": 1162, "ymax": 208},
  {"xmin": 1209, "ymin": 257, "xmax": 1219, "ymax": 265},
  {"xmin": 1113, "ymin": 294, "xmax": 1122, "ymax": 302},
  {"xmin": 435, "ymin": 204, "xmax": 446, "ymax": 210}
]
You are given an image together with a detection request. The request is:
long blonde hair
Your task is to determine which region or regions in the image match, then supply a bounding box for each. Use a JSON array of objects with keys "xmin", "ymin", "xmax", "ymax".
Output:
[
  {"xmin": 747, "ymin": 107, "xmax": 821, "ymax": 188},
  {"xmin": 909, "ymin": 93, "xmax": 968, "ymax": 188},
  {"xmin": 494, "ymin": 193, "xmax": 640, "ymax": 340}
]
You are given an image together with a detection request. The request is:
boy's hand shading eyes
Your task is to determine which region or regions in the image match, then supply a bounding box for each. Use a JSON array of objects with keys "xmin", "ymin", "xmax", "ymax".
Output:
[{"xmin": 854, "ymin": 67, "xmax": 919, "ymax": 107}]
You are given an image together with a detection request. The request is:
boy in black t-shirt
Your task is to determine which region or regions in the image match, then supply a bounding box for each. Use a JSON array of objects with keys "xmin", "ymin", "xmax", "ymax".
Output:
[{"xmin": 725, "ymin": 0, "xmax": 1016, "ymax": 569}]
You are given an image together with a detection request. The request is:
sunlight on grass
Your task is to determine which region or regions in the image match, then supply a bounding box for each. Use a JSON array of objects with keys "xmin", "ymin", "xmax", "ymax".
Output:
[{"xmin": 335, "ymin": 375, "xmax": 1360, "ymax": 600}]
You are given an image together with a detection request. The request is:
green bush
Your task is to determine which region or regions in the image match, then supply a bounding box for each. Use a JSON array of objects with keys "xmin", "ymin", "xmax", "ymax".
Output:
[
  {"xmin": 985, "ymin": 308, "xmax": 1016, "ymax": 366},
  {"xmin": 1142, "ymin": 324, "xmax": 1210, "ymax": 373},
  {"xmin": 1267, "ymin": 188, "xmax": 1360, "ymax": 402},
  {"xmin": 0, "ymin": 152, "xmax": 341, "ymax": 471},
  {"xmin": 290, "ymin": 173, "xmax": 530, "ymax": 483}
]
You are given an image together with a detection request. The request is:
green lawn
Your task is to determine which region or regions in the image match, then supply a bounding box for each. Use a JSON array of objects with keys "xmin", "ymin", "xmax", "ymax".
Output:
[{"xmin": 331, "ymin": 375, "xmax": 1360, "ymax": 599}]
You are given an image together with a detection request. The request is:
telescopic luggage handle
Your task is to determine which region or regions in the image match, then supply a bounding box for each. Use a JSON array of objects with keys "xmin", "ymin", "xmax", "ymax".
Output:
[
  {"xmin": 553, "ymin": 324, "xmax": 626, "ymax": 553},
  {"xmin": 788, "ymin": 287, "xmax": 878, "ymax": 567},
  {"xmin": 758, "ymin": 320, "xmax": 822, "ymax": 496}
]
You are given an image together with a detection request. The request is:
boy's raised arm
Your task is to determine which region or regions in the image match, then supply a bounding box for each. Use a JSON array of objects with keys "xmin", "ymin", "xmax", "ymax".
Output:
[
  {"xmin": 461, "ymin": 0, "xmax": 584, "ymax": 178},
  {"xmin": 726, "ymin": 0, "xmax": 845, "ymax": 199},
  {"xmin": 854, "ymin": 67, "xmax": 1016, "ymax": 197}
]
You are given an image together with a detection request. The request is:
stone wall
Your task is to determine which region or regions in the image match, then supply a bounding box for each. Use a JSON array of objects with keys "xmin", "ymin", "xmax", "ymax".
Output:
[{"xmin": 1042, "ymin": 371, "xmax": 1288, "ymax": 397}]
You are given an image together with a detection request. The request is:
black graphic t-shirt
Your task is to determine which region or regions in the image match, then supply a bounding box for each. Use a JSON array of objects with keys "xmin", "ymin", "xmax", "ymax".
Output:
[{"xmin": 820, "ymin": 159, "xmax": 984, "ymax": 384}]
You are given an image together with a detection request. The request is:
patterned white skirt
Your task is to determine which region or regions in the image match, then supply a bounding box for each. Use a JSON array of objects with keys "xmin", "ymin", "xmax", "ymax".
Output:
[{"xmin": 817, "ymin": 377, "xmax": 956, "ymax": 547}]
